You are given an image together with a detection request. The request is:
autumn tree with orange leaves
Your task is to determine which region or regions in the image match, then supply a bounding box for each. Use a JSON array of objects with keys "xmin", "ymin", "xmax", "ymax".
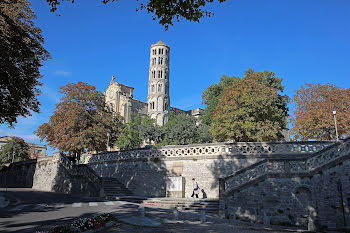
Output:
[
  {"xmin": 36, "ymin": 82, "xmax": 123, "ymax": 160},
  {"xmin": 291, "ymin": 83, "xmax": 350, "ymax": 140}
]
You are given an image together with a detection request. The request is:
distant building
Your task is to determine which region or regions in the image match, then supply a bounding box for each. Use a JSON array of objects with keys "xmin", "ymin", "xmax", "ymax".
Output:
[
  {"xmin": 104, "ymin": 40, "xmax": 204, "ymax": 126},
  {"xmin": 0, "ymin": 136, "xmax": 47, "ymax": 159}
]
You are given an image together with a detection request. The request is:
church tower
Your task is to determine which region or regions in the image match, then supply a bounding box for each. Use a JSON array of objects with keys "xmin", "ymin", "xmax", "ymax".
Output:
[{"xmin": 147, "ymin": 40, "xmax": 170, "ymax": 126}]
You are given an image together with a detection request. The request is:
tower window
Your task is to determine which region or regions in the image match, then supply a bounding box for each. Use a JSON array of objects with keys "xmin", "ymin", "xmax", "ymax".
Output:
[
  {"xmin": 151, "ymin": 84, "xmax": 155, "ymax": 92},
  {"xmin": 152, "ymin": 102, "xmax": 155, "ymax": 109},
  {"xmin": 161, "ymin": 70, "xmax": 163, "ymax": 79},
  {"xmin": 158, "ymin": 84, "xmax": 162, "ymax": 92},
  {"xmin": 166, "ymin": 50, "xmax": 168, "ymax": 55},
  {"xmin": 158, "ymin": 70, "xmax": 161, "ymax": 78}
]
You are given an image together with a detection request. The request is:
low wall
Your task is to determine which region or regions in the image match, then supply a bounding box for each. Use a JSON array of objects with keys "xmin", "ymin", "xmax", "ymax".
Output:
[
  {"xmin": 87, "ymin": 141, "xmax": 332, "ymax": 198},
  {"xmin": 0, "ymin": 160, "xmax": 37, "ymax": 188},
  {"xmin": 222, "ymin": 139, "xmax": 350, "ymax": 231}
]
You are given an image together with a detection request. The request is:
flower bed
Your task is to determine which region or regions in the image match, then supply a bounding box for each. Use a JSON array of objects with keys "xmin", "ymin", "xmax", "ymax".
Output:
[{"xmin": 36, "ymin": 213, "xmax": 117, "ymax": 233}]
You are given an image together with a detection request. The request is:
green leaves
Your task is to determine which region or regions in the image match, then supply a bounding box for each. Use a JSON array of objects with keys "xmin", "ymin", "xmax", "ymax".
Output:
[
  {"xmin": 45, "ymin": 0, "xmax": 226, "ymax": 30},
  {"xmin": 208, "ymin": 69, "xmax": 289, "ymax": 142},
  {"xmin": 0, "ymin": 0, "xmax": 50, "ymax": 126},
  {"xmin": 0, "ymin": 137, "xmax": 29, "ymax": 164}
]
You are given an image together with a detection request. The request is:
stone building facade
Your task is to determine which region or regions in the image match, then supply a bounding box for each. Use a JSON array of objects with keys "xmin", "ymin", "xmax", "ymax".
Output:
[
  {"xmin": 0, "ymin": 136, "xmax": 47, "ymax": 159},
  {"xmin": 104, "ymin": 40, "xmax": 203, "ymax": 126}
]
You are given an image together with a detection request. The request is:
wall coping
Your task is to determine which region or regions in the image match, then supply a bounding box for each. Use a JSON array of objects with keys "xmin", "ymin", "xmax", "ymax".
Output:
[{"xmin": 85, "ymin": 141, "xmax": 334, "ymax": 164}]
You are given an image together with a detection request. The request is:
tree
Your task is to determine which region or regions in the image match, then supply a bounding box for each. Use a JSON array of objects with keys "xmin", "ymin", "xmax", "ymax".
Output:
[
  {"xmin": 0, "ymin": 137, "xmax": 29, "ymax": 164},
  {"xmin": 45, "ymin": 0, "xmax": 227, "ymax": 30},
  {"xmin": 0, "ymin": 0, "xmax": 50, "ymax": 126},
  {"xmin": 210, "ymin": 71, "xmax": 289, "ymax": 142},
  {"xmin": 291, "ymin": 83, "xmax": 350, "ymax": 140},
  {"xmin": 201, "ymin": 75, "xmax": 240, "ymax": 126},
  {"xmin": 116, "ymin": 114, "xmax": 162, "ymax": 150},
  {"xmin": 36, "ymin": 82, "xmax": 122, "ymax": 159},
  {"xmin": 159, "ymin": 112, "xmax": 212, "ymax": 146},
  {"xmin": 116, "ymin": 114, "xmax": 143, "ymax": 150}
]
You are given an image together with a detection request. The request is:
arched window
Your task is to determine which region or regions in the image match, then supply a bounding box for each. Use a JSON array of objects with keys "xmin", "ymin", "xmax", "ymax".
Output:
[
  {"xmin": 164, "ymin": 103, "xmax": 168, "ymax": 110},
  {"xmin": 166, "ymin": 50, "xmax": 168, "ymax": 55},
  {"xmin": 158, "ymin": 57, "xmax": 161, "ymax": 64},
  {"xmin": 159, "ymin": 48, "xmax": 161, "ymax": 54},
  {"xmin": 161, "ymin": 70, "xmax": 163, "ymax": 79},
  {"xmin": 158, "ymin": 84, "xmax": 162, "ymax": 92},
  {"xmin": 158, "ymin": 70, "xmax": 161, "ymax": 78},
  {"xmin": 151, "ymin": 84, "xmax": 155, "ymax": 92}
]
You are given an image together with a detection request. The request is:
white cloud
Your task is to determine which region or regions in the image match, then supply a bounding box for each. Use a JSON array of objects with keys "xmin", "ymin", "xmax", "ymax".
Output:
[
  {"xmin": 0, "ymin": 129, "xmax": 39, "ymax": 142},
  {"xmin": 54, "ymin": 70, "xmax": 72, "ymax": 77}
]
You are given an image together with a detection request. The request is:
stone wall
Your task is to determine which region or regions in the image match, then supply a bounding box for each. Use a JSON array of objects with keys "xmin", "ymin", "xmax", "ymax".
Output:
[
  {"xmin": 0, "ymin": 159, "xmax": 37, "ymax": 188},
  {"xmin": 86, "ymin": 141, "xmax": 332, "ymax": 198},
  {"xmin": 30, "ymin": 154, "xmax": 103, "ymax": 197},
  {"xmin": 221, "ymin": 138, "xmax": 350, "ymax": 231}
]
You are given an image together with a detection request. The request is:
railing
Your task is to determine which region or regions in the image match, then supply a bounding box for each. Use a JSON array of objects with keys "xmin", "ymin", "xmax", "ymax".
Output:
[
  {"xmin": 221, "ymin": 138, "xmax": 349, "ymax": 196},
  {"xmin": 86, "ymin": 141, "xmax": 333, "ymax": 164},
  {"xmin": 57, "ymin": 153, "xmax": 103, "ymax": 196}
]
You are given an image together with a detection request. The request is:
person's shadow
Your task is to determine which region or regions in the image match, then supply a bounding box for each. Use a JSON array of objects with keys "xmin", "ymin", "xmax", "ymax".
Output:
[{"xmin": 201, "ymin": 189, "xmax": 207, "ymax": 199}]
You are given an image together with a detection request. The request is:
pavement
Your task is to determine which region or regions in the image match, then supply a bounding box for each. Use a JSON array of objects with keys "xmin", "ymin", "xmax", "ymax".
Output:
[{"xmin": 0, "ymin": 188, "xmax": 308, "ymax": 233}]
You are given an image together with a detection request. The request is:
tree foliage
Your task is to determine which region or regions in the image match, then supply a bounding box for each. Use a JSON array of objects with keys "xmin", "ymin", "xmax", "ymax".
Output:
[
  {"xmin": 291, "ymin": 83, "xmax": 350, "ymax": 140},
  {"xmin": 45, "ymin": 0, "xmax": 227, "ymax": 30},
  {"xmin": 159, "ymin": 112, "xmax": 212, "ymax": 146},
  {"xmin": 0, "ymin": 137, "xmax": 29, "ymax": 164},
  {"xmin": 201, "ymin": 75, "xmax": 240, "ymax": 126},
  {"xmin": 116, "ymin": 114, "xmax": 162, "ymax": 150},
  {"xmin": 36, "ymin": 82, "xmax": 122, "ymax": 158},
  {"xmin": 0, "ymin": 0, "xmax": 50, "ymax": 126},
  {"xmin": 117, "ymin": 112, "xmax": 212, "ymax": 149},
  {"xmin": 210, "ymin": 70, "xmax": 289, "ymax": 142}
]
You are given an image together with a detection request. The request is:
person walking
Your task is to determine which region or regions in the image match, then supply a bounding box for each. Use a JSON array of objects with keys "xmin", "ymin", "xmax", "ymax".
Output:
[{"xmin": 191, "ymin": 178, "xmax": 199, "ymax": 198}]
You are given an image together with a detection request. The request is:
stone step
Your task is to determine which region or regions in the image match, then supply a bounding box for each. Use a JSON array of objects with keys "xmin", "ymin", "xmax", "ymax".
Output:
[{"xmin": 102, "ymin": 178, "xmax": 134, "ymax": 198}]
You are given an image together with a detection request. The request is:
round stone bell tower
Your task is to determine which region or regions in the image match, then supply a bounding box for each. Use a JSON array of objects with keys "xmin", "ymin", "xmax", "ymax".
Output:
[{"xmin": 147, "ymin": 39, "xmax": 170, "ymax": 126}]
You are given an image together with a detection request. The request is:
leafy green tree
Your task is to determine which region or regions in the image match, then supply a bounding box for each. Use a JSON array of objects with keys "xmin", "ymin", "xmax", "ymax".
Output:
[
  {"xmin": 116, "ymin": 114, "xmax": 143, "ymax": 150},
  {"xmin": 0, "ymin": 137, "xmax": 29, "ymax": 164},
  {"xmin": 210, "ymin": 71, "xmax": 289, "ymax": 142},
  {"xmin": 139, "ymin": 116, "xmax": 163, "ymax": 144},
  {"xmin": 159, "ymin": 112, "xmax": 212, "ymax": 146},
  {"xmin": 291, "ymin": 83, "xmax": 350, "ymax": 140},
  {"xmin": 36, "ymin": 82, "xmax": 122, "ymax": 159},
  {"xmin": 45, "ymin": 0, "xmax": 227, "ymax": 30},
  {"xmin": 0, "ymin": 0, "xmax": 50, "ymax": 126},
  {"xmin": 116, "ymin": 114, "xmax": 163, "ymax": 150},
  {"xmin": 201, "ymin": 75, "xmax": 240, "ymax": 126}
]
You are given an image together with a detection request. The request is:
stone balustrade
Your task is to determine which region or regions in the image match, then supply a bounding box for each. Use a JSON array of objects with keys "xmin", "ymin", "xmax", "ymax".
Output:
[
  {"xmin": 222, "ymin": 138, "xmax": 349, "ymax": 195},
  {"xmin": 85, "ymin": 141, "xmax": 333, "ymax": 164}
]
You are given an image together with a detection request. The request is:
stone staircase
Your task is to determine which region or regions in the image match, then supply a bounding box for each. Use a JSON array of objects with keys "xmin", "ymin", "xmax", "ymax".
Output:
[
  {"xmin": 220, "ymin": 138, "xmax": 350, "ymax": 196},
  {"xmin": 141, "ymin": 198, "xmax": 219, "ymax": 213},
  {"xmin": 103, "ymin": 178, "xmax": 133, "ymax": 198}
]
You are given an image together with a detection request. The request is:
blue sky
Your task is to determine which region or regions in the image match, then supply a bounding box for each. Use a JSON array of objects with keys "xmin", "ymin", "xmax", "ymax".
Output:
[{"xmin": 1, "ymin": 0, "xmax": 349, "ymax": 155}]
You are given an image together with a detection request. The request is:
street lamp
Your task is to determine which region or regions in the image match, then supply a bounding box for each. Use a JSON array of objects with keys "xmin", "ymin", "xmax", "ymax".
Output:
[
  {"xmin": 332, "ymin": 108, "xmax": 339, "ymax": 141},
  {"xmin": 107, "ymin": 132, "xmax": 110, "ymax": 151}
]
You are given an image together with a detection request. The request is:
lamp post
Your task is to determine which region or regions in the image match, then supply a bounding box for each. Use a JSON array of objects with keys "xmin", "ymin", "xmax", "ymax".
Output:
[
  {"xmin": 332, "ymin": 109, "xmax": 339, "ymax": 141},
  {"xmin": 107, "ymin": 132, "xmax": 110, "ymax": 151}
]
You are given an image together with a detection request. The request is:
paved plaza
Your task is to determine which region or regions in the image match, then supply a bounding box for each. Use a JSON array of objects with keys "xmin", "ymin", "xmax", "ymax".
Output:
[{"xmin": 0, "ymin": 188, "xmax": 307, "ymax": 233}]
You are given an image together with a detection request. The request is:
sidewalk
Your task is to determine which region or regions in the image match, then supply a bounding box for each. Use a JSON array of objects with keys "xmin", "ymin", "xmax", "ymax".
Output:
[{"xmin": 105, "ymin": 205, "xmax": 307, "ymax": 233}]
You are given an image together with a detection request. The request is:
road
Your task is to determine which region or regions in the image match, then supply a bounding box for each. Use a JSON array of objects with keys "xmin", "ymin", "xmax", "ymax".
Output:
[
  {"xmin": 0, "ymin": 188, "xmax": 138, "ymax": 232},
  {"xmin": 0, "ymin": 188, "xmax": 302, "ymax": 233}
]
